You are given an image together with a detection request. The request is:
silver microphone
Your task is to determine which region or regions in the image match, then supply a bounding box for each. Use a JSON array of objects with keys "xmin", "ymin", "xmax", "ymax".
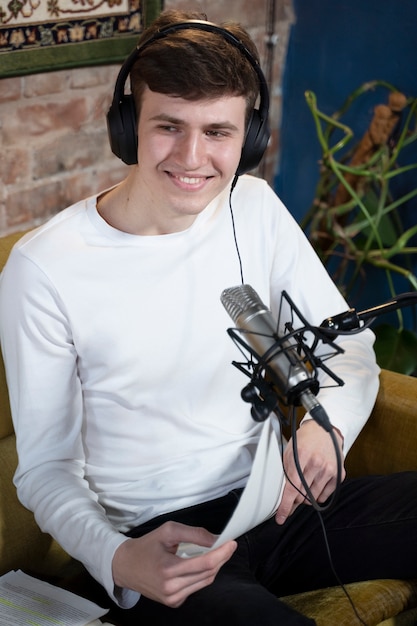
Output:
[{"xmin": 221, "ymin": 284, "xmax": 331, "ymax": 428}]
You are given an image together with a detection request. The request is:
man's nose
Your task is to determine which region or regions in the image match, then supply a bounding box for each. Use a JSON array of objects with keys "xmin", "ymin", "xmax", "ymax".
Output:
[{"xmin": 176, "ymin": 132, "xmax": 208, "ymax": 169}]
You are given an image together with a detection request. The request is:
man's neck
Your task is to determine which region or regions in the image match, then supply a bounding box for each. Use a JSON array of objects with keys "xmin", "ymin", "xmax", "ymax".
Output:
[{"xmin": 96, "ymin": 174, "xmax": 198, "ymax": 236}]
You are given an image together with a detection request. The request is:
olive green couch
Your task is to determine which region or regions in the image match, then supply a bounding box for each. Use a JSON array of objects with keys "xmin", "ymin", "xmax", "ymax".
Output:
[{"xmin": 0, "ymin": 230, "xmax": 416, "ymax": 625}]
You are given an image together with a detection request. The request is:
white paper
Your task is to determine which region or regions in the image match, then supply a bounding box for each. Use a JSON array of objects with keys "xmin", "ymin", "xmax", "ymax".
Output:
[
  {"xmin": 178, "ymin": 417, "xmax": 285, "ymax": 557},
  {"xmin": 0, "ymin": 570, "xmax": 108, "ymax": 626}
]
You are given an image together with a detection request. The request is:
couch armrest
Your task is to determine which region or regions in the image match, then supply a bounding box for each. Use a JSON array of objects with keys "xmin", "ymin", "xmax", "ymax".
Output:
[
  {"xmin": 0, "ymin": 434, "xmax": 54, "ymax": 575},
  {"xmin": 345, "ymin": 369, "xmax": 417, "ymax": 477},
  {"xmin": 0, "ymin": 433, "xmax": 82, "ymax": 580},
  {"xmin": 0, "ymin": 357, "xmax": 13, "ymax": 439}
]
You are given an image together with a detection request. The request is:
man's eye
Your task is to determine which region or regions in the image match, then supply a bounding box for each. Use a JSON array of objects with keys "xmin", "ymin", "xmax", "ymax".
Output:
[
  {"xmin": 159, "ymin": 125, "xmax": 178, "ymax": 132},
  {"xmin": 206, "ymin": 130, "xmax": 227, "ymax": 138}
]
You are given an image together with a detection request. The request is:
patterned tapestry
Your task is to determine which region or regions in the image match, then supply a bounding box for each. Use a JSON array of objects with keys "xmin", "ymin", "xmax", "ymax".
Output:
[
  {"xmin": 0, "ymin": 0, "xmax": 140, "ymax": 53},
  {"xmin": 0, "ymin": 0, "xmax": 162, "ymax": 77}
]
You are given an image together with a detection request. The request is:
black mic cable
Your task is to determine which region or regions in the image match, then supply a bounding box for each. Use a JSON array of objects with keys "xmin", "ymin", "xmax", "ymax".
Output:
[
  {"xmin": 220, "ymin": 283, "xmax": 365, "ymax": 622},
  {"xmin": 222, "ymin": 202, "xmax": 368, "ymax": 621}
]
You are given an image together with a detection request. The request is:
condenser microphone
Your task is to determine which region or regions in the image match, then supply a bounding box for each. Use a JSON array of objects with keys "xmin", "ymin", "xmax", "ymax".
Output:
[{"xmin": 221, "ymin": 284, "xmax": 332, "ymax": 429}]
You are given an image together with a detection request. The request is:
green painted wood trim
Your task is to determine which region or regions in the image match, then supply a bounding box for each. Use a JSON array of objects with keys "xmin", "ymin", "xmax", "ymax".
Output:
[{"xmin": 0, "ymin": 0, "xmax": 162, "ymax": 78}]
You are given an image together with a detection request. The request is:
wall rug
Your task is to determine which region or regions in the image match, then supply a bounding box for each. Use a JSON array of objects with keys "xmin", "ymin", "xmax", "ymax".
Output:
[{"xmin": 0, "ymin": 0, "xmax": 162, "ymax": 77}]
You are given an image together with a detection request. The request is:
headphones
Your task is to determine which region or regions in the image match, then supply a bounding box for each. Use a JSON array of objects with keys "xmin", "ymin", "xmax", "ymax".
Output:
[{"xmin": 106, "ymin": 20, "xmax": 270, "ymax": 176}]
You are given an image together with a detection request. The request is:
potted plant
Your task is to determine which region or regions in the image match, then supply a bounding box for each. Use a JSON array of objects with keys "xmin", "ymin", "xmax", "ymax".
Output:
[{"xmin": 301, "ymin": 81, "xmax": 417, "ymax": 374}]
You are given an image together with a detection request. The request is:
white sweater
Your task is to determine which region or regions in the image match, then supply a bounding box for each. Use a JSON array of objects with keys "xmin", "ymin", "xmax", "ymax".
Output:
[{"xmin": 0, "ymin": 175, "xmax": 379, "ymax": 606}]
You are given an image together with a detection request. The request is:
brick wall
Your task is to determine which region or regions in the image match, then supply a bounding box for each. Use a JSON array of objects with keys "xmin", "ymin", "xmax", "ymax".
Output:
[
  {"xmin": 0, "ymin": 1, "xmax": 294, "ymax": 235},
  {"xmin": 0, "ymin": 66, "xmax": 128, "ymax": 233}
]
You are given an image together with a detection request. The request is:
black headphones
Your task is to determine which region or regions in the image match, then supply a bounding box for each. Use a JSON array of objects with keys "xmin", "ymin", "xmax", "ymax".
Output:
[{"xmin": 106, "ymin": 20, "xmax": 270, "ymax": 176}]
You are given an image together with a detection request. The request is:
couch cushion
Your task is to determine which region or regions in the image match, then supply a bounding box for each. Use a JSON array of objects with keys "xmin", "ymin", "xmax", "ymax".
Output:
[
  {"xmin": 0, "ymin": 230, "xmax": 29, "ymax": 440},
  {"xmin": 0, "ymin": 433, "xmax": 53, "ymax": 574},
  {"xmin": 346, "ymin": 369, "xmax": 417, "ymax": 477},
  {"xmin": 0, "ymin": 430, "xmax": 83, "ymax": 581},
  {"xmin": 0, "ymin": 355, "xmax": 12, "ymax": 439},
  {"xmin": 0, "ymin": 231, "xmax": 28, "ymax": 268},
  {"xmin": 378, "ymin": 607, "xmax": 417, "ymax": 625},
  {"xmin": 280, "ymin": 578, "xmax": 417, "ymax": 626}
]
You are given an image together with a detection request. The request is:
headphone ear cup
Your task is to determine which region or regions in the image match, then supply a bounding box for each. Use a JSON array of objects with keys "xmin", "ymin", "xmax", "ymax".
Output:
[
  {"xmin": 236, "ymin": 110, "xmax": 270, "ymax": 176},
  {"xmin": 106, "ymin": 94, "xmax": 138, "ymax": 166}
]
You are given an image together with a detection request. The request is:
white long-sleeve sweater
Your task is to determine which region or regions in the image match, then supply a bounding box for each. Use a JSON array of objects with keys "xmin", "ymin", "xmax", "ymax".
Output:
[{"xmin": 0, "ymin": 175, "xmax": 379, "ymax": 607}]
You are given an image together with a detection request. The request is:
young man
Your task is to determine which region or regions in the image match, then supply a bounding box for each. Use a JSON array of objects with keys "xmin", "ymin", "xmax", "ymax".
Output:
[{"xmin": 1, "ymin": 9, "xmax": 416, "ymax": 626}]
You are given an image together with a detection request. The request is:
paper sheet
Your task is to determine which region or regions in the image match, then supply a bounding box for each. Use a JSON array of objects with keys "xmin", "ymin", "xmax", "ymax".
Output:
[
  {"xmin": 0, "ymin": 570, "xmax": 109, "ymax": 626},
  {"xmin": 178, "ymin": 417, "xmax": 285, "ymax": 557}
]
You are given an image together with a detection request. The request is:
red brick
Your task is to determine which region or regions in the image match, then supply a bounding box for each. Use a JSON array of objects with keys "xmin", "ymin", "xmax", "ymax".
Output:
[
  {"xmin": 3, "ymin": 98, "xmax": 89, "ymax": 143},
  {"xmin": 0, "ymin": 147, "xmax": 30, "ymax": 185},
  {"xmin": 23, "ymin": 71, "xmax": 71, "ymax": 98},
  {"xmin": 0, "ymin": 76, "xmax": 22, "ymax": 103},
  {"xmin": 5, "ymin": 180, "xmax": 68, "ymax": 229},
  {"xmin": 32, "ymin": 131, "xmax": 111, "ymax": 179},
  {"xmin": 167, "ymin": 0, "xmax": 266, "ymax": 25},
  {"xmin": 89, "ymin": 90, "xmax": 113, "ymax": 124},
  {"xmin": 63, "ymin": 163, "xmax": 127, "ymax": 206},
  {"xmin": 70, "ymin": 65, "xmax": 120, "ymax": 90},
  {"xmin": 94, "ymin": 162, "xmax": 128, "ymax": 191}
]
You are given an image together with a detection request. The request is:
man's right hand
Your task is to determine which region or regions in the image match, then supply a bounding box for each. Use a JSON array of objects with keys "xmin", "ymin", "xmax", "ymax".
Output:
[{"xmin": 112, "ymin": 521, "xmax": 237, "ymax": 608}]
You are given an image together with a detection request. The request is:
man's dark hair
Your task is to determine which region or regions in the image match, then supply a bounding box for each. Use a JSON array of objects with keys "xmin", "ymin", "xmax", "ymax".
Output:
[{"xmin": 130, "ymin": 10, "xmax": 261, "ymax": 127}]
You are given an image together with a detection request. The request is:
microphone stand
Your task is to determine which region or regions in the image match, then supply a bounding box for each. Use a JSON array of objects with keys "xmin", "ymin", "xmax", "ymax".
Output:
[
  {"xmin": 224, "ymin": 289, "xmax": 417, "ymax": 513},
  {"xmin": 226, "ymin": 290, "xmax": 417, "ymax": 423},
  {"xmin": 226, "ymin": 290, "xmax": 346, "ymax": 423},
  {"xmin": 320, "ymin": 292, "xmax": 417, "ymax": 335}
]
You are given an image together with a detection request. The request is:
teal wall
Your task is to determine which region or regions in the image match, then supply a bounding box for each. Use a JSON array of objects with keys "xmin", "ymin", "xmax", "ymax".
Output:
[
  {"xmin": 275, "ymin": 0, "xmax": 417, "ymax": 322},
  {"xmin": 276, "ymin": 0, "xmax": 417, "ymax": 222}
]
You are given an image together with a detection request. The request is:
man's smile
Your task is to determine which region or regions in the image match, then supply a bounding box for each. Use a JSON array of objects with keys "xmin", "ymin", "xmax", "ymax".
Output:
[{"xmin": 167, "ymin": 172, "xmax": 213, "ymax": 189}]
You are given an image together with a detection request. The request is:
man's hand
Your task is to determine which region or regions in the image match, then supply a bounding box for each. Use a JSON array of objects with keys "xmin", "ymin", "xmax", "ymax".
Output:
[
  {"xmin": 112, "ymin": 521, "xmax": 237, "ymax": 608},
  {"xmin": 275, "ymin": 420, "xmax": 346, "ymax": 525}
]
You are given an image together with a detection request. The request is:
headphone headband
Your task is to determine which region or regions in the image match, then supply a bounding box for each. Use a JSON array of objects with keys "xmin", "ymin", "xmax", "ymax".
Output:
[{"xmin": 107, "ymin": 19, "xmax": 270, "ymax": 174}]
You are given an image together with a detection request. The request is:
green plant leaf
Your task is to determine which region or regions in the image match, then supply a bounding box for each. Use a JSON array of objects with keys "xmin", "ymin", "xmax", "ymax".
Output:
[
  {"xmin": 374, "ymin": 324, "xmax": 417, "ymax": 375},
  {"xmin": 360, "ymin": 189, "xmax": 399, "ymax": 247}
]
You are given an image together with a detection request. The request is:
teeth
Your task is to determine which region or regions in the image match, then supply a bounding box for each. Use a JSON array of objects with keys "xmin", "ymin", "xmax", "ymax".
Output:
[{"xmin": 178, "ymin": 176, "xmax": 202, "ymax": 184}]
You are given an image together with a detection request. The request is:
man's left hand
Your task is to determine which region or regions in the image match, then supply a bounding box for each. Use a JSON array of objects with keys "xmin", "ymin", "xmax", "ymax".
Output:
[{"xmin": 275, "ymin": 420, "xmax": 345, "ymax": 525}]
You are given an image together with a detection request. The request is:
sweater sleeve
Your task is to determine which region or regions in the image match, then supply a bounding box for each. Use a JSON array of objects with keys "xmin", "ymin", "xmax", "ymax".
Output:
[
  {"xmin": 0, "ymin": 246, "xmax": 137, "ymax": 608},
  {"xmin": 244, "ymin": 179, "xmax": 380, "ymax": 453},
  {"xmin": 301, "ymin": 331, "xmax": 379, "ymax": 454},
  {"xmin": 274, "ymin": 198, "xmax": 380, "ymax": 453}
]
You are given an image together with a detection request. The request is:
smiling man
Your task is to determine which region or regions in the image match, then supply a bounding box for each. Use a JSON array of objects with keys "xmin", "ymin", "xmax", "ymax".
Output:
[
  {"xmin": 1, "ymin": 9, "xmax": 417, "ymax": 626},
  {"xmin": 98, "ymin": 91, "xmax": 246, "ymax": 235}
]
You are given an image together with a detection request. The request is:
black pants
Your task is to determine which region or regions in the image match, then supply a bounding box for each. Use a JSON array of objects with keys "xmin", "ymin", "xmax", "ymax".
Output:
[{"xmin": 105, "ymin": 472, "xmax": 417, "ymax": 625}]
